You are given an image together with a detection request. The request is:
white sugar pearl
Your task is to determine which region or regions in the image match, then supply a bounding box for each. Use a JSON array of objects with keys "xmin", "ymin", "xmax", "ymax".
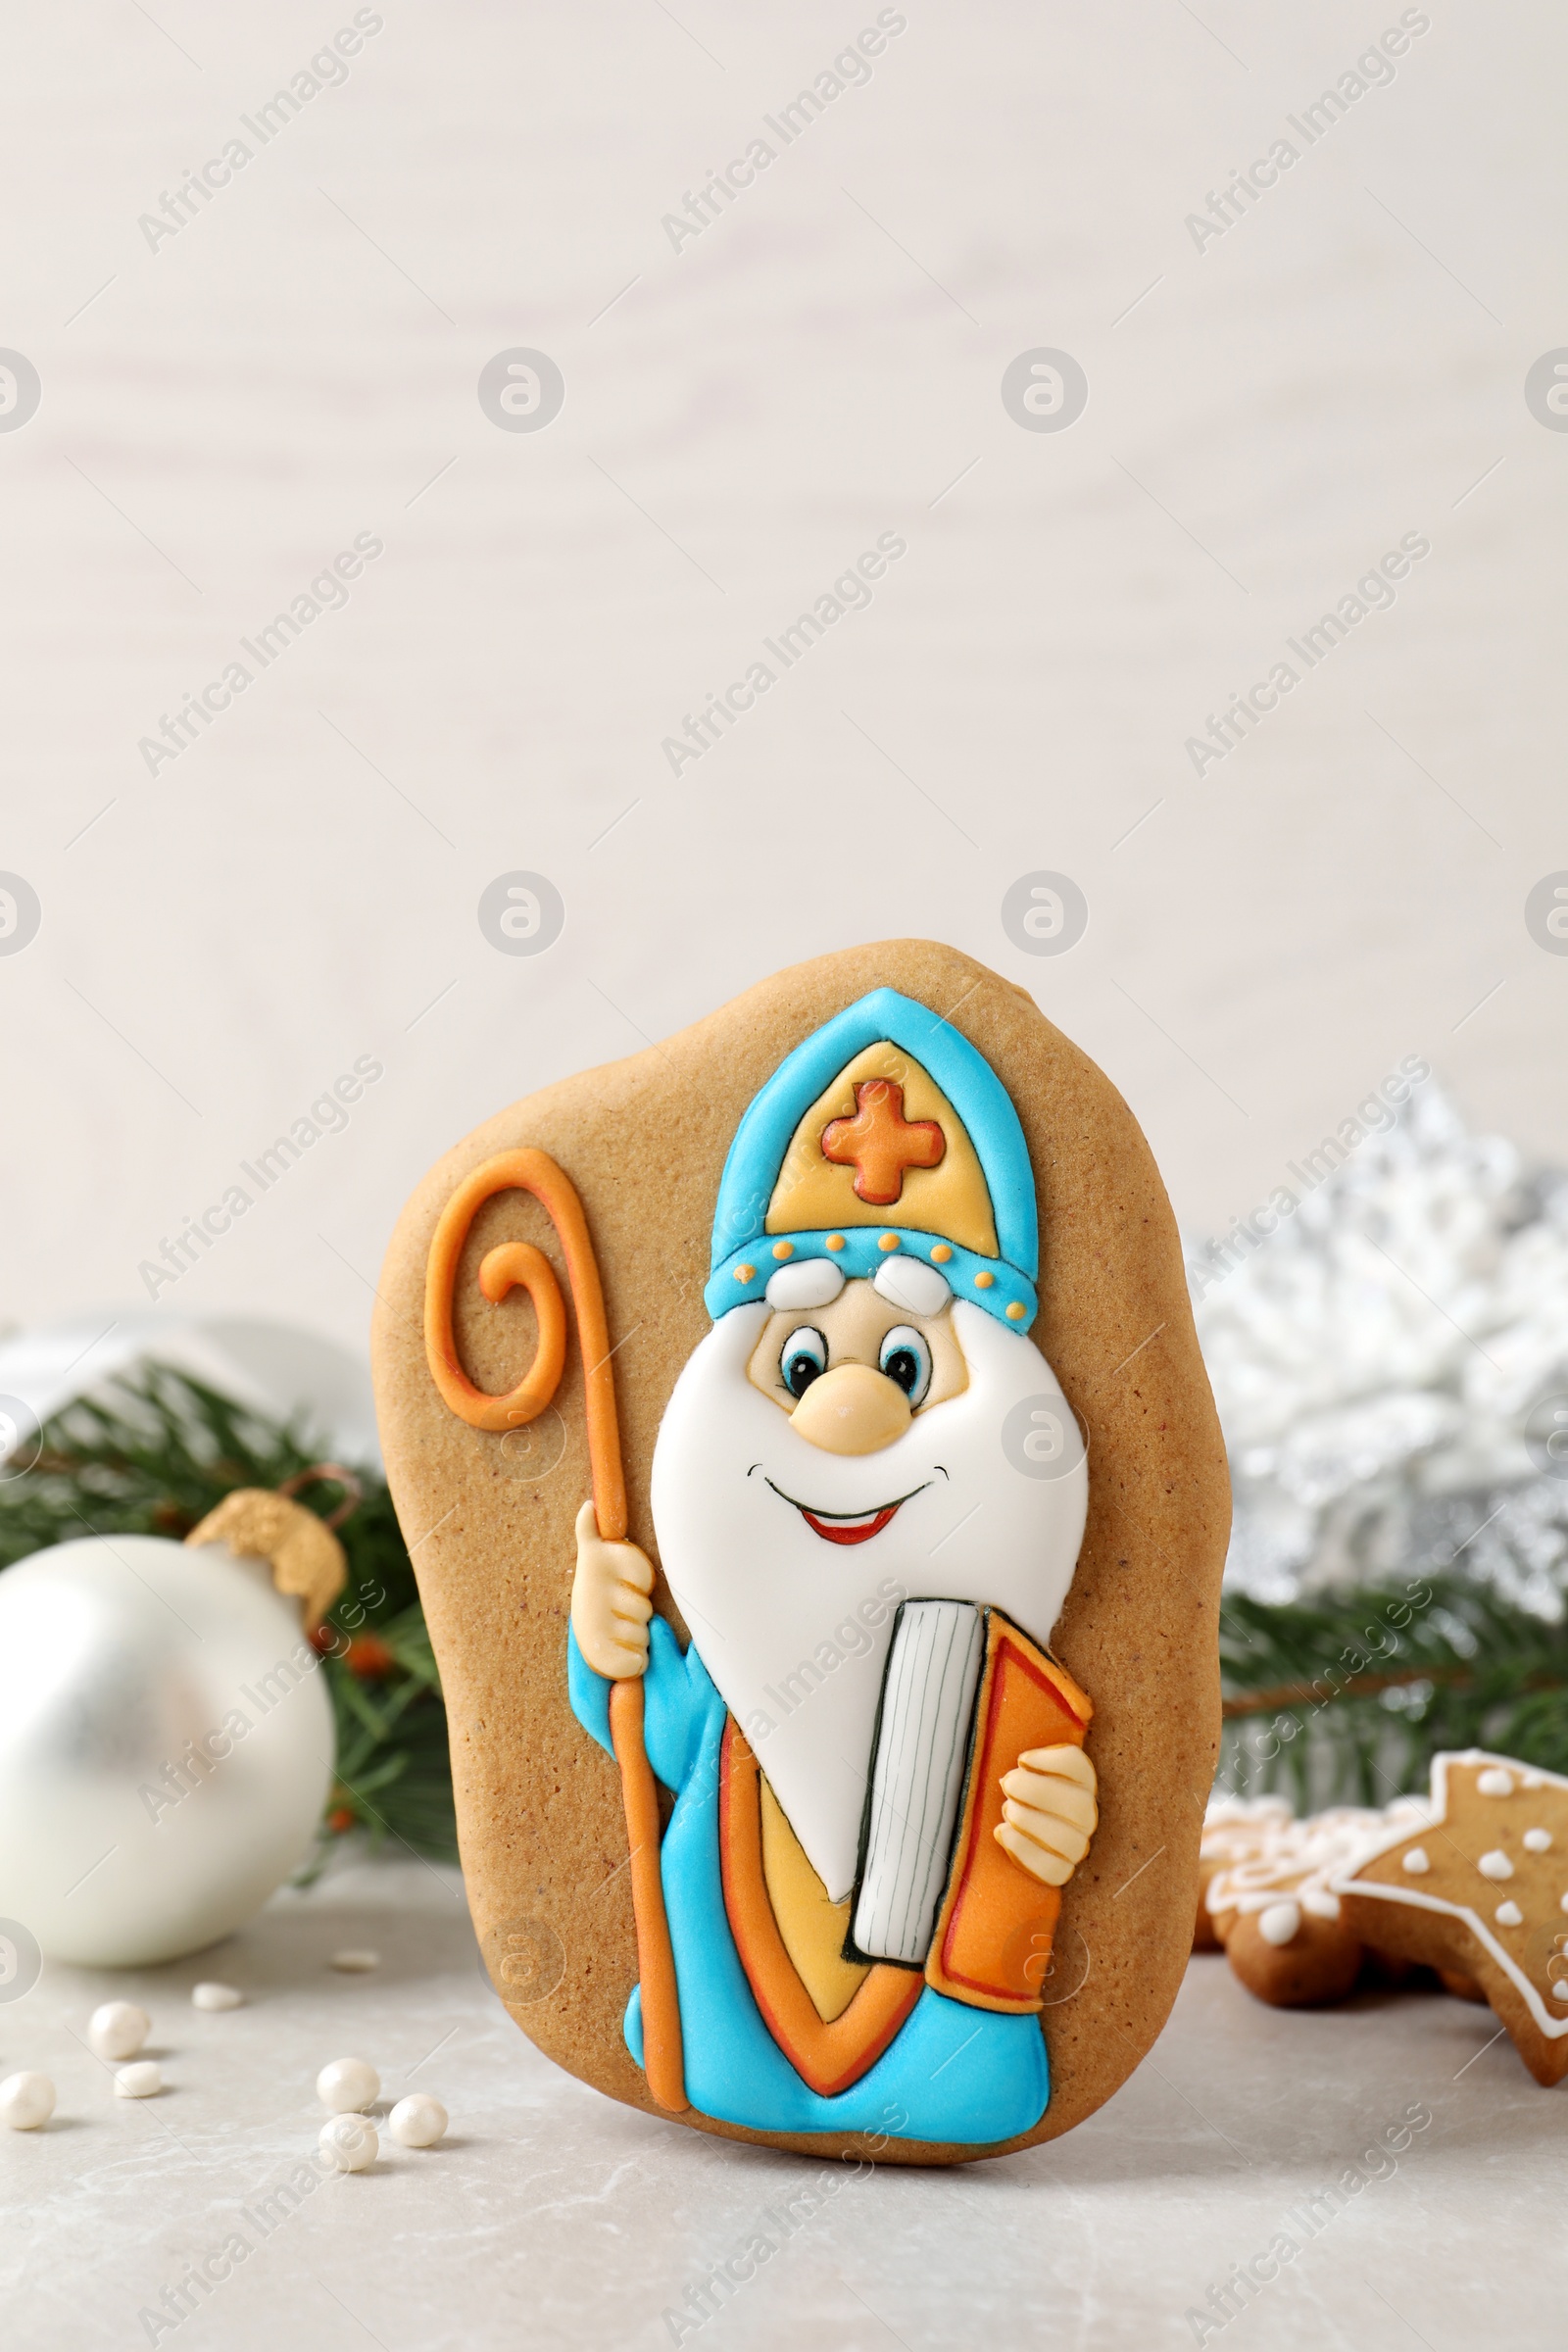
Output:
[
  {"xmin": 1553, "ymin": 1980, "xmax": 1568, "ymax": 2001},
  {"xmin": 1478, "ymin": 1850, "xmax": 1514, "ymax": 1881},
  {"xmin": 1494, "ymin": 1901, "xmax": 1524, "ymax": 1929},
  {"xmin": 0, "ymin": 2071, "xmax": 55, "ymax": 2130},
  {"xmin": 116, "ymin": 2061, "xmax": 162, "ymax": 2098},
  {"xmin": 1477, "ymin": 1768, "xmax": 1514, "ymax": 1797},
  {"xmin": 317, "ymin": 2057, "xmax": 379, "ymax": 2113},
  {"xmin": 192, "ymin": 1982, "xmax": 243, "ymax": 2011},
  {"xmin": 388, "ymin": 2093, "xmax": 447, "ymax": 2148},
  {"xmin": 319, "ymin": 2113, "xmax": 378, "ymax": 2171},
  {"xmin": 88, "ymin": 2001, "xmax": 150, "ymax": 2060},
  {"xmin": 1402, "ymin": 1847, "xmax": 1430, "ymax": 1874},
  {"xmin": 330, "ymin": 1949, "xmax": 380, "ymax": 1973},
  {"xmin": 1257, "ymin": 1900, "xmax": 1301, "ymax": 1947},
  {"xmin": 1524, "ymin": 1830, "xmax": 1553, "ymax": 1854}
]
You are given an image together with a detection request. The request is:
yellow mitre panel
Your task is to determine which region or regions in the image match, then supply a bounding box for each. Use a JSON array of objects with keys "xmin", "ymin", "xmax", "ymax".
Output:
[{"xmin": 763, "ymin": 1041, "xmax": 1000, "ymax": 1255}]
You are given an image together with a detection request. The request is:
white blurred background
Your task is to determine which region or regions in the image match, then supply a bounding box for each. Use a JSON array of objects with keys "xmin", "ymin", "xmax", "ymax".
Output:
[{"xmin": 2, "ymin": 0, "xmax": 1564, "ymax": 1364}]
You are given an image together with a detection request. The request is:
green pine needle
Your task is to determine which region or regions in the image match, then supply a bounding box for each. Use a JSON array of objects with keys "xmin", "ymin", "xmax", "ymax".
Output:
[{"xmin": 1219, "ymin": 1571, "xmax": 1568, "ymax": 1809}]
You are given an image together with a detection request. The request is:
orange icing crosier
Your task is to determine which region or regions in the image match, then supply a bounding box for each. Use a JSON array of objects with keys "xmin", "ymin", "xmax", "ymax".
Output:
[{"xmin": 422, "ymin": 1146, "xmax": 685, "ymax": 2114}]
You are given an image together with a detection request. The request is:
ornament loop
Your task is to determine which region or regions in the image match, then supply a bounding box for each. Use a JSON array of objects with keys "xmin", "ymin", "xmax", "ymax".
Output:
[{"xmin": 277, "ymin": 1462, "xmax": 364, "ymax": 1531}]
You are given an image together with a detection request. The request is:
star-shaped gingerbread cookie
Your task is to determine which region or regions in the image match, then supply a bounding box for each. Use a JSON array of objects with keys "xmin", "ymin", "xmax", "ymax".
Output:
[{"xmin": 1331, "ymin": 1749, "xmax": 1568, "ymax": 2085}]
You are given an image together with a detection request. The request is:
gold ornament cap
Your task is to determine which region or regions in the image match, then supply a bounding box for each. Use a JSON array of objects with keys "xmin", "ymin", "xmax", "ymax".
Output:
[{"xmin": 184, "ymin": 1490, "xmax": 348, "ymax": 1633}]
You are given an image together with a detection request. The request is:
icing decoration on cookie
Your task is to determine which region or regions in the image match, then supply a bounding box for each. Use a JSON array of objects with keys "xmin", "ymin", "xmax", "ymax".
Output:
[
  {"xmin": 577, "ymin": 986, "xmax": 1094, "ymax": 2142},
  {"xmin": 1331, "ymin": 1750, "xmax": 1568, "ymax": 2085},
  {"xmin": 421, "ymin": 1147, "xmax": 686, "ymax": 2114},
  {"xmin": 1524, "ymin": 1829, "xmax": 1552, "ymax": 1852},
  {"xmin": 1200, "ymin": 1801, "xmax": 1396, "ymax": 2006},
  {"xmin": 821, "ymin": 1079, "xmax": 946, "ymax": 1203},
  {"xmin": 706, "ymin": 991, "xmax": 1039, "ymax": 1330},
  {"xmin": 765, "ymin": 1259, "xmax": 844, "ymax": 1311},
  {"xmin": 1402, "ymin": 1847, "xmax": 1430, "ymax": 1874}
]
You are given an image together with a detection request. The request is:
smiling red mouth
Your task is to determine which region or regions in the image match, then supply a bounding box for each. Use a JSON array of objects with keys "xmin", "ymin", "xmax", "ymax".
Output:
[
  {"xmin": 799, "ymin": 1503, "xmax": 902, "ymax": 1546},
  {"xmin": 761, "ymin": 1476, "xmax": 930, "ymax": 1545}
]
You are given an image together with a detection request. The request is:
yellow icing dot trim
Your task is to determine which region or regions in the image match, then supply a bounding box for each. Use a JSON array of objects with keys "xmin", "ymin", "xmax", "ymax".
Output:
[
  {"xmin": 826, "ymin": 1233, "xmax": 846, "ymax": 1250},
  {"xmin": 974, "ymin": 1270, "xmax": 995, "ymax": 1290},
  {"xmin": 878, "ymin": 1233, "xmax": 900, "ymax": 1251},
  {"xmin": 1005, "ymin": 1299, "xmax": 1027, "ymax": 1320},
  {"xmin": 930, "ymin": 1244, "xmax": 953, "ymax": 1263},
  {"xmin": 771, "ymin": 1241, "xmax": 795, "ymax": 1259},
  {"xmin": 735, "ymin": 1263, "xmax": 756, "ymax": 1282}
]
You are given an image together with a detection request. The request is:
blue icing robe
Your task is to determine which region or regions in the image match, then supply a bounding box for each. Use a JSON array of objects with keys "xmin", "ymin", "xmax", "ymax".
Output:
[{"xmin": 568, "ymin": 1618, "xmax": 1050, "ymax": 2145}]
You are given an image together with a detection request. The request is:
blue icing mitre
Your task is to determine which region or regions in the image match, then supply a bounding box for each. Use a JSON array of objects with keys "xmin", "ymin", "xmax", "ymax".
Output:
[{"xmin": 705, "ymin": 987, "xmax": 1039, "ymax": 1331}]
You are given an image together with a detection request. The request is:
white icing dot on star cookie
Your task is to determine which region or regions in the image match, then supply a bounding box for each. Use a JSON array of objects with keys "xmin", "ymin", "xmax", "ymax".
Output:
[
  {"xmin": 1553, "ymin": 1981, "xmax": 1568, "ymax": 2002},
  {"xmin": 1478, "ymin": 1850, "xmax": 1514, "ymax": 1881},
  {"xmin": 1494, "ymin": 1901, "xmax": 1524, "ymax": 1928},
  {"xmin": 1402, "ymin": 1847, "xmax": 1430, "ymax": 1874},
  {"xmin": 1257, "ymin": 1900, "xmax": 1301, "ymax": 1947},
  {"xmin": 1524, "ymin": 1829, "xmax": 1553, "ymax": 1853},
  {"xmin": 1477, "ymin": 1768, "xmax": 1515, "ymax": 1797}
]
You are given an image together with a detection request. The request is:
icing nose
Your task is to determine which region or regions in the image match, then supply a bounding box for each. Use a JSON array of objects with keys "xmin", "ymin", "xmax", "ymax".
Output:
[{"xmin": 790, "ymin": 1364, "xmax": 912, "ymax": 1455}]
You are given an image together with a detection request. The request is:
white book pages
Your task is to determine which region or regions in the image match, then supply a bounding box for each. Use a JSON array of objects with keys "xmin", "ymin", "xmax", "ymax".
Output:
[{"xmin": 852, "ymin": 1599, "xmax": 985, "ymax": 1966}]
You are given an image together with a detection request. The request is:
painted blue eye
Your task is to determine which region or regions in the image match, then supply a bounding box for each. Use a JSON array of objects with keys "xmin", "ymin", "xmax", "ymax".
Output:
[
  {"xmin": 780, "ymin": 1326, "xmax": 827, "ymax": 1400},
  {"xmin": 879, "ymin": 1325, "xmax": 931, "ymax": 1407}
]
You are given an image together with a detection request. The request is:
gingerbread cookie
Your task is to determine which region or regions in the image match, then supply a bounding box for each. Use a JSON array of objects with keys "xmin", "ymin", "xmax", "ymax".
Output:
[
  {"xmin": 372, "ymin": 941, "xmax": 1230, "ymax": 2164},
  {"xmin": 1332, "ymin": 1749, "xmax": 1568, "ymax": 2083},
  {"xmin": 1203, "ymin": 1805, "xmax": 1394, "ymax": 2006},
  {"xmin": 1194, "ymin": 1796, "xmax": 1291, "ymax": 1951}
]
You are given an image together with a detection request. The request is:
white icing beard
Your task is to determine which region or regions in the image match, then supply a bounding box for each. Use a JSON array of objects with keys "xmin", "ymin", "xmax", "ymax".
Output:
[{"xmin": 648, "ymin": 1298, "xmax": 1089, "ymax": 1903}]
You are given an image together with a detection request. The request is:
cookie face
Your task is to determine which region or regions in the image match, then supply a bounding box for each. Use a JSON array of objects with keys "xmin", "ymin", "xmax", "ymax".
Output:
[
  {"xmin": 1332, "ymin": 1751, "xmax": 1568, "ymax": 2083},
  {"xmin": 371, "ymin": 940, "xmax": 1230, "ymax": 2164}
]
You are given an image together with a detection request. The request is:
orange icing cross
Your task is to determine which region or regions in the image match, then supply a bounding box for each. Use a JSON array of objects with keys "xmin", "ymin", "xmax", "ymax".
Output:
[{"xmin": 819, "ymin": 1080, "xmax": 945, "ymax": 1206}]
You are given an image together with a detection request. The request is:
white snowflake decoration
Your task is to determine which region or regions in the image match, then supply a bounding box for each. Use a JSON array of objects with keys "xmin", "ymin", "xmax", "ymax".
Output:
[{"xmin": 1189, "ymin": 1083, "xmax": 1568, "ymax": 1610}]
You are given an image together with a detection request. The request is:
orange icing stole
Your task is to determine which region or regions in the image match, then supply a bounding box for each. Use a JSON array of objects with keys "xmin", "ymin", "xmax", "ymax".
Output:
[{"xmin": 719, "ymin": 1722, "xmax": 921, "ymax": 2095}]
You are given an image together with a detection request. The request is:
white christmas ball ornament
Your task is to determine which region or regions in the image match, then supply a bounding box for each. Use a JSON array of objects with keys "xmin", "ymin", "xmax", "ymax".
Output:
[
  {"xmin": 388, "ymin": 2093, "xmax": 447, "ymax": 2147},
  {"xmin": 0, "ymin": 1535, "xmax": 334, "ymax": 1967},
  {"xmin": 88, "ymin": 2000, "xmax": 150, "ymax": 2059},
  {"xmin": 0, "ymin": 2071, "xmax": 55, "ymax": 2129},
  {"xmin": 317, "ymin": 2056, "xmax": 379, "ymax": 2113},
  {"xmin": 320, "ymin": 2113, "xmax": 378, "ymax": 2171}
]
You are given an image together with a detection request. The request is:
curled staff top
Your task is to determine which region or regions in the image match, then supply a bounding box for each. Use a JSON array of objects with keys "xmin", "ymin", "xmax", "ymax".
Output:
[{"xmin": 705, "ymin": 988, "xmax": 1041, "ymax": 1332}]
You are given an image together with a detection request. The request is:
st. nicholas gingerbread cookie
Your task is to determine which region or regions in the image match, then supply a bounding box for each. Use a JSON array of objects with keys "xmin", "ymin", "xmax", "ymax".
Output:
[{"xmin": 372, "ymin": 940, "xmax": 1230, "ymax": 2163}]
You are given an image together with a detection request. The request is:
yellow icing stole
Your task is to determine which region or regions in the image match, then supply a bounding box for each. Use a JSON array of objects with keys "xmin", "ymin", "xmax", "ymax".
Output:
[{"xmin": 758, "ymin": 1775, "xmax": 870, "ymax": 2024}]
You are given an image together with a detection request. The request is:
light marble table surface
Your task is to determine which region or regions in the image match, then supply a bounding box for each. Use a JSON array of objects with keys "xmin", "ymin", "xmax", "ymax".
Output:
[{"xmin": 4, "ymin": 1854, "xmax": 1560, "ymax": 2352}]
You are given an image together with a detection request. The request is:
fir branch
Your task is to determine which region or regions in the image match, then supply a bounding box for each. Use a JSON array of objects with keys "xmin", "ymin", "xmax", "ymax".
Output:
[
  {"xmin": 0, "ymin": 1368, "xmax": 458, "ymax": 1866},
  {"xmin": 1219, "ymin": 1572, "xmax": 1568, "ymax": 1808}
]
